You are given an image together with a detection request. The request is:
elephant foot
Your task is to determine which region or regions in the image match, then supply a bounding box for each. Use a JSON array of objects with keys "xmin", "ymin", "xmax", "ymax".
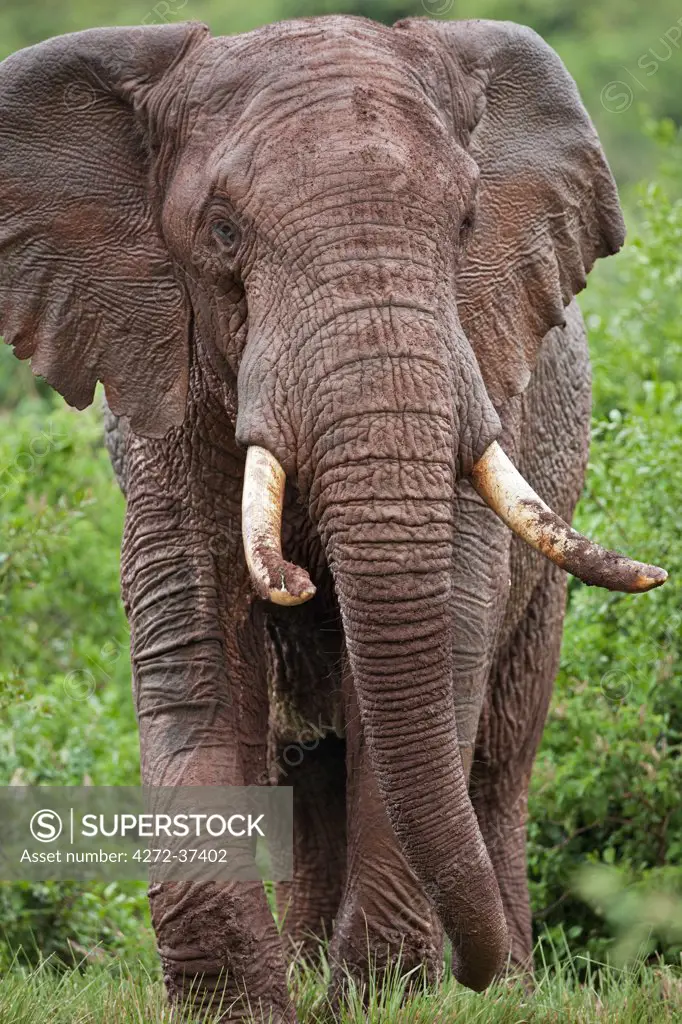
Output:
[
  {"xmin": 160, "ymin": 954, "xmax": 296, "ymax": 1019},
  {"xmin": 327, "ymin": 912, "xmax": 443, "ymax": 1011},
  {"xmin": 151, "ymin": 881, "xmax": 296, "ymax": 1023}
]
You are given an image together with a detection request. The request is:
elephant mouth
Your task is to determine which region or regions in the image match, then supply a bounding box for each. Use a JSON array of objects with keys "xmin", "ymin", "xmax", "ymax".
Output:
[{"xmin": 240, "ymin": 442, "xmax": 667, "ymax": 603}]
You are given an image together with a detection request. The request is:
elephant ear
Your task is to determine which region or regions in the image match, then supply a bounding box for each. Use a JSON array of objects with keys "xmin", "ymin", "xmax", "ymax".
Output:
[
  {"xmin": 0, "ymin": 22, "xmax": 209, "ymax": 436},
  {"xmin": 396, "ymin": 18, "xmax": 625, "ymax": 407}
]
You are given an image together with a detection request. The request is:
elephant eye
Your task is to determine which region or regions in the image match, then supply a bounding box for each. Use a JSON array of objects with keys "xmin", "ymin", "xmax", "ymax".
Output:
[
  {"xmin": 459, "ymin": 212, "xmax": 475, "ymax": 244},
  {"xmin": 212, "ymin": 220, "xmax": 240, "ymax": 252}
]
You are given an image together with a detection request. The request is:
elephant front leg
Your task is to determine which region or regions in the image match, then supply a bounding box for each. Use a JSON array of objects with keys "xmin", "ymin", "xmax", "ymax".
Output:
[
  {"xmin": 123, "ymin": 509, "xmax": 294, "ymax": 1023},
  {"xmin": 329, "ymin": 680, "xmax": 443, "ymax": 1001}
]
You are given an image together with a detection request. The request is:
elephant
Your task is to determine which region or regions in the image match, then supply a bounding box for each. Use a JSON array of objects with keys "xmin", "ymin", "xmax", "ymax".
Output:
[{"xmin": 0, "ymin": 14, "xmax": 667, "ymax": 1022}]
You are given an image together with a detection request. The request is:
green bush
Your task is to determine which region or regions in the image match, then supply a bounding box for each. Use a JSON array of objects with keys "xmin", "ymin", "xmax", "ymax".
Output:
[
  {"xmin": 529, "ymin": 169, "xmax": 682, "ymax": 964},
  {"xmin": 0, "ymin": 395, "xmax": 135, "ymax": 786},
  {"xmin": 0, "ymin": 389, "xmax": 149, "ymax": 968}
]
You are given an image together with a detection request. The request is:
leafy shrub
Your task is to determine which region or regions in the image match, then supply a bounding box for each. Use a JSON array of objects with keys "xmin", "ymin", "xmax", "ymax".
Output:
[
  {"xmin": 0, "ymin": 882, "xmax": 154, "ymax": 972},
  {"xmin": 529, "ymin": 171, "xmax": 682, "ymax": 964},
  {"xmin": 0, "ymin": 395, "xmax": 136, "ymax": 786},
  {"xmin": 0, "ymin": 391, "xmax": 149, "ymax": 967}
]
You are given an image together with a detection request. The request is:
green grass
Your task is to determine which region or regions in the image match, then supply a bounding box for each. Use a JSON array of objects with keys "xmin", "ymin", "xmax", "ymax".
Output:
[{"xmin": 1, "ymin": 945, "xmax": 682, "ymax": 1023}]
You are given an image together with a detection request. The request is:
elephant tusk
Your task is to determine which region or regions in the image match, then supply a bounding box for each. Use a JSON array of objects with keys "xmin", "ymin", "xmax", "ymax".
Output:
[
  {"xmin": 241, "ymin": 446, "xmax": 316, "ymax": 606},
  {"xmin": 471, "ymin": 441, "xmax": 668, "ymax": 594}
]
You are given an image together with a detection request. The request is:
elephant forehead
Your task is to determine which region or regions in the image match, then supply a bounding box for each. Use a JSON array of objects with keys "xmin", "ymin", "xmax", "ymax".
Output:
[
  {"xmin": 219, "ymin": 134, "xmax": 464, "ymax": 214},
  {"xmin": 212, "ymin": 106, "xmax": 472, "ymax": 231},
  {"xmin": 178, "ymin": 23, "xmax": 473, "ymax": 197},
  {"xmin": 206, "ymin": 15, "xmax": 442, "ymax": 101}
]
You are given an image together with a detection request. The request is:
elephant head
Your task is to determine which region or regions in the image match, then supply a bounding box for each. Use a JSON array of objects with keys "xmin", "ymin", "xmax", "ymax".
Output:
[{"xmin": 0, "ymin": 17, "xmax": 667, "ymax": 990}]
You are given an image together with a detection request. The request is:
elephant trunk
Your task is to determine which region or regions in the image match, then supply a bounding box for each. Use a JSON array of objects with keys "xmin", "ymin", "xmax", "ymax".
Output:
[{"xmin": 312, "ymin": 450, "xmax": 509, "ymax": 990}]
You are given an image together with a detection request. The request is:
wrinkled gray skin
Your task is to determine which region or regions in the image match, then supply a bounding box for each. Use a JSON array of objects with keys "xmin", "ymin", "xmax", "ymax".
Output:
[{"xmin": 0, "ymin": 15, "xmax": 624, "ymax": 1022}]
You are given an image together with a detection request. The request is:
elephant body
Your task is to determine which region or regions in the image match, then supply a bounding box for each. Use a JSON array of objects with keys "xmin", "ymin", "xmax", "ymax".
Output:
[
  {"xmin": 1, "ymin": 14, "xmax": 660, "ymax": 1023},
  {"xmin": 102, "ymin": 296, "xmax": 590, "ymax": 1010}
]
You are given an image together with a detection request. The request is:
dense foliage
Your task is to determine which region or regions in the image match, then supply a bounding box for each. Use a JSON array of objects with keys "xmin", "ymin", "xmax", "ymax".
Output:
[
  {"xmin": 0, "ymin": 0, "xmax": 680, "ymax": 984},
  {"xmin": 0, "ymin": 397, "xmax": 151, "ymax": 968},
  {"xmin": 527, "ymin": 168, "xmax": 682, "ymax": 964}
]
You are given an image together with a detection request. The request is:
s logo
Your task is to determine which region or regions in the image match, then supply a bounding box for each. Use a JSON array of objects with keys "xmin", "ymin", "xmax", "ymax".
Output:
[{"xmin": 30, "ymin": 809, "xmax": 63, "ymax": 843}]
